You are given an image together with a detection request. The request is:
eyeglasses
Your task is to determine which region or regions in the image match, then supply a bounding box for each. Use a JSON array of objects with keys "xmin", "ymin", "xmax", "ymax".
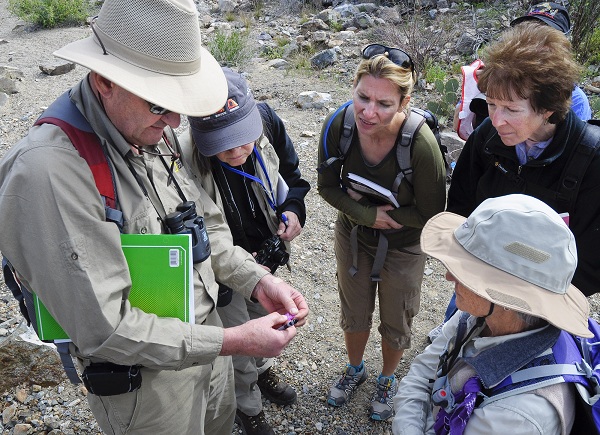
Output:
[
  {"xmin": 361, "ymin": 44, "xmax": 414, "ymax": 72},
  {"xmin": 147, "ymin": 101, "xmax": 172, "ymax": 116}
]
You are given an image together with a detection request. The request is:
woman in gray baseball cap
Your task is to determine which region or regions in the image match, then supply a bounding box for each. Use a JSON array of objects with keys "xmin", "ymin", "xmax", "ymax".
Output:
[
  {"xmin": 393, "ymin": 194, "xmax": 590, "ymax": 435},
  {"xmin": 179, "ymin": 67, "xmax": 310, "ymax": 435}
]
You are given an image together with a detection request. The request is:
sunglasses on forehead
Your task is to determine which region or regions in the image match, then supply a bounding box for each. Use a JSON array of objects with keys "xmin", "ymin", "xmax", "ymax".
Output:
[{"xmin": 361, "ymin": 44, "xmax": 415, "ymax": 72}]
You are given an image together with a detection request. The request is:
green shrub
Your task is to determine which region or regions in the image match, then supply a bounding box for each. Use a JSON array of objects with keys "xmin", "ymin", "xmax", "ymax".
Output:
[
  {"xmin": 330, "ymin": 20, "xmax": 343, "ymax": 32},
  {"xmin": 582, "ymin": 27, "xmax": 600, "ymax": 66},
  {"xmin": 424, "ymin": 62, "xmax": 446, "ymax": 85},
  {"xmin": 426, "ymin": 78, "xmax": 460, "ymax": 124},
  {"xmin": 263, "ymin": 45, "xmax": 285, "ymax": 60},
  {"xmin": 288, "ymin": 45, "xmax": 317, "ymax": 72},
  {"xmin": 8, "ymin": 0, "xmax": 90, "ymax": 28},
  {"xmin": 206, "ymin": 29, "xmax": 253, "ymax": 68},
  {"xmin": 570, "ymin": 0, "xmax": 600, "ymax": 64}
]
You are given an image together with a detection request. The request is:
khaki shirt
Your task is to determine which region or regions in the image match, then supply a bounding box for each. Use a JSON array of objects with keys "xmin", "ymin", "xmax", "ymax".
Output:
[{"xmin": 0, "ymin": 77, "xmax": 267, "ymax": 369}]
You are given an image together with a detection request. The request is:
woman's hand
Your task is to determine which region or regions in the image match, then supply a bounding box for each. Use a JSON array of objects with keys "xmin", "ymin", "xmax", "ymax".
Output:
[
  {"xmin": 372, "ymin": 204, "xmax": 403, "ymax": 230},
  {"xmin": 277, "ymin": 211, "xmax": 302, "ymax": 241}
]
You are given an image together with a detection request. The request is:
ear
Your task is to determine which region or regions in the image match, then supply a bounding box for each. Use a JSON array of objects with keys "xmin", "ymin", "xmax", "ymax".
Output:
[
  {"xmin": 89, "ymin": 72, "xmax": 114, "ymax": 98},
  {"xmin": 399, "ymin": 95, "xmax": 411, "ymax": 112},
  {"xmin": 543, "ymin": 110, "xmax": 555, "ymax": 122}
]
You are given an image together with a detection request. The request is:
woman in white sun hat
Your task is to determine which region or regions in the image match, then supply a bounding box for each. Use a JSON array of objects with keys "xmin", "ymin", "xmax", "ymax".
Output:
[{"xmin": 392, "ymin": 194, "xmax": 591, "ymax": 435}]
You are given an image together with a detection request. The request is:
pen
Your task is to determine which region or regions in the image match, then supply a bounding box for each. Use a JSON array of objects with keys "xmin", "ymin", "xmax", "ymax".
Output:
[{"xmin": 281, "ymin": 213, "xmax": 289, "ymax": 228}]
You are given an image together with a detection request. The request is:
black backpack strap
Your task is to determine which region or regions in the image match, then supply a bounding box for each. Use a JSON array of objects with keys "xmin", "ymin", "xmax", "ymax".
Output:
[
  {"xmin": 2, "ymin": 257, "xmax": 31, "ymax": 325},
  {"xmin": 340, "ymin": 103, "xmax": 355, "ymax": 155},
  {"xmin": 489, "ymin": 121, "xmax": 600, "ymax": 214},
  {"xmin": 3, "ymin": 257, "xmax": 82, "ymax": 384},
  {"xmin": 555, "ymin": 122, "xmax": 600, "ymax": 211},
  {"xmin": 257, "ymin": 102, "xmax": 274, "ymax": 145},
  {"xmin": 55, "ymin": 342, "xmax": 81, "ymax": 384}
]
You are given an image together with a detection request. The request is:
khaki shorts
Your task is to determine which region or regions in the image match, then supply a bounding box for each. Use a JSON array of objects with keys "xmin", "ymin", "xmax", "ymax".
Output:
[{"xmin": 334, "ymin": 223, "xmax": 426, "ymax": 350}]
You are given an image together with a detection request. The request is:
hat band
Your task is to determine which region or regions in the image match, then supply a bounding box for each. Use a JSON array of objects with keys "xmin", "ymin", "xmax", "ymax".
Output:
[{"xmin": 93, "ymin": 27, "xmax": 201, "ymax": 76}]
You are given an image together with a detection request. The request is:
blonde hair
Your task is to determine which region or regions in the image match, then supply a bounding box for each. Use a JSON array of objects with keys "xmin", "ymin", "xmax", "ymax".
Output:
[{"xmin": 353, "ymin": 55, "xmax": 416, "ymax": 99}]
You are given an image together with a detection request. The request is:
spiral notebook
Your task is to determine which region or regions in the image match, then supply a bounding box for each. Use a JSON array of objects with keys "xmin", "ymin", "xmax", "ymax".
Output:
[{"xmin": 33, "ymin": 233, "xmax": 194, "ymax": 341}]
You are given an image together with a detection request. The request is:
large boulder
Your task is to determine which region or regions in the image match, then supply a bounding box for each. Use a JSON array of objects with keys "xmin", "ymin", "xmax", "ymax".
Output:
[{"xmin": 0, "ymin": 321, "xmax": 67, "ymax": 392}]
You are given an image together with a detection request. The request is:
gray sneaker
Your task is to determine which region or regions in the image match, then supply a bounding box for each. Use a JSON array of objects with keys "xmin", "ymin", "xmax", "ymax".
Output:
[
  {"xmin": 327, "ymin": 364, "xmax": 368, "ymax": 407},
  {"xmin": 368, "ymin": 375, "xmax": 398, "ymax": 421}
]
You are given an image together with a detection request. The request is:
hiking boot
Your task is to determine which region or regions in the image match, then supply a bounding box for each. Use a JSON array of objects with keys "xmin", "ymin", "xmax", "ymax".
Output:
[
  {"xmin": 257, "ymin": 367, "xmax": 297, "ymax": 406},
  {"xmin": 327, "ymin": 363, "xmax": 368, "ymax": 407},
  {"xmin": 235, "ymin": 410, "xmax": 275, "ymax": 435},
  {"xmin": 368, "ymin": 375, "xmax": 398, "ymax": 421}
]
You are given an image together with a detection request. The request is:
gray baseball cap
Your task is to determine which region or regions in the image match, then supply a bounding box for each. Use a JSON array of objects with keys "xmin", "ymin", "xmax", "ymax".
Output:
[{"xmin": 188, "ymin": 67, "xmax": 263, "ymax": 157}]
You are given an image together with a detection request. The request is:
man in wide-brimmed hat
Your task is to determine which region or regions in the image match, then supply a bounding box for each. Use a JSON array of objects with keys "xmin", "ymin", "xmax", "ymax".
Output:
[
  {"xmin": 0, "ymin": 0, "xmax": 308, "ymax": 433},
  {"xmin": 392, "ymin": 194, "xmax": 591, "ymax": 435}
]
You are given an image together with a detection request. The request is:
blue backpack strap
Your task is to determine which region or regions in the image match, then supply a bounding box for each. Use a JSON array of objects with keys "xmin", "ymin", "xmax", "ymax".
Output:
[
  {"xmin": 34, "ymin": 92, "xmax": 123, "ymax": 229},
  {"xmin": 317, "ymin": 100, "xmax": 353, "ymax": 173}
]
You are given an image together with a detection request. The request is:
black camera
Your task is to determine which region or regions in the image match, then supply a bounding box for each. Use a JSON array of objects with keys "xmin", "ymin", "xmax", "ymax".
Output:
[
  {"xmin": 254, "ymin": 235, "xmax": 289, "ymax": 274},
  {"xmin": 165, "ymin": 201, "xmax": 211, "ymax": 263}
]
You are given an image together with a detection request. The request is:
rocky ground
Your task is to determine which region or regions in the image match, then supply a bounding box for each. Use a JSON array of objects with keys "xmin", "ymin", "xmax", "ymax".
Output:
[{"xmin": 1, "ymin": 0, "xmax": 599, "ymax": 434}]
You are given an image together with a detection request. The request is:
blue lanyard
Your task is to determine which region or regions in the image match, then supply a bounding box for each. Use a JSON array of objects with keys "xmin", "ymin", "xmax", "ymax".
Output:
[{"xmin": 219, "ymin": 148, "xmax": 277, "ymax": 211}]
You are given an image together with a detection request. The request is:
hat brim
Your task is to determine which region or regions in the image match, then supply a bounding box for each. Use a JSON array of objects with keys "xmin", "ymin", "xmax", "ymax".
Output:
[
  {"xmin": 54, "ymin": 36, "xmax": 227, "ymax": 117},
  {"xmin": 190, "ymin": 104, "xmax": 264, "ymax": 157},
  {"xmin": 422, "ymin": 212, "xmax": 591, "ymax": 338},
  {"xmin": 510, "ymin": 15, "xmax": 566, "ymax": 33}
]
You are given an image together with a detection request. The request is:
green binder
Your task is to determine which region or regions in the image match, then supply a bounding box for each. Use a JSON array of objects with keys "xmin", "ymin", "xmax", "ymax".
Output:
[{"xmin": 33, "ymin": 233, "xmax": 194, "ymax": 341}]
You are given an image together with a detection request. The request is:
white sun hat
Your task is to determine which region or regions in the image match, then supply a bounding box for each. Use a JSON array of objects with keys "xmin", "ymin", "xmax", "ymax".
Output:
[
  {"xmin": 54, "ymin": 0, "xmax": 227, "ymax": 117},
  {"xmin": 422, "ymin": 194, "xmax": 591, "ymax": 338}
]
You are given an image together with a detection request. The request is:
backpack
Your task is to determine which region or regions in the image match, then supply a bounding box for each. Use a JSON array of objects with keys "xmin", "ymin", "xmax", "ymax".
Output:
[
  {"xmin": 318, "ymin": 101, "xmax": 449, "ymax": 193},
  {"xmin": 2, "ymin": 91, "xmax": 121, "ymax": 384},
  {"xmin": 482, "ymin": 318, "xmax": 600, "ymax": 435},
  {"xmin": 488, "ymin": 119, "xmax": 600, "ymax": 216},
  {"xmin": 456, "ymin": 59, "xmax": 485, "ymax": 141},
  {"xmin": 435, "ymin": 313, "xmax": 600, "ymax": 435}
]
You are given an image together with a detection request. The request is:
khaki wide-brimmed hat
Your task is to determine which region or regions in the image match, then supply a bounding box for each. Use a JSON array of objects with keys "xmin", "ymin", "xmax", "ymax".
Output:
[
  {"xmin": 421, "ymin": 194, "xmax": 591, "ymax": 338},
  {"xmin": 54, "ymin": 0, "xmax": 227, "ymax": 117}
]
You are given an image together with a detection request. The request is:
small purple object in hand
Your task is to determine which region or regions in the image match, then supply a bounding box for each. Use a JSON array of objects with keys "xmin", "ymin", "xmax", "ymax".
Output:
[{"xmin": 277, "ymin": 313, "xmax": 297, "ymax": 330}]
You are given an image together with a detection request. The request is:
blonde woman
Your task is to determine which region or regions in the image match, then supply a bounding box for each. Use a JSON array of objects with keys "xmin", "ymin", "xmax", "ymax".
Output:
[{"xmin": 317, "ymin": 45, "xmax": 447, "ymax": 420}]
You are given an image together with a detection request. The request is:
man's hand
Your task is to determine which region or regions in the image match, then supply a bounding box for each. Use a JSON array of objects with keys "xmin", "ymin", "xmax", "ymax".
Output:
[
  {"xmin": 220, "ymin": 312, "xmax": 297, "ymax": 357},
  {"xmin": 251, "ymin": 274, "xmax": 308, "ymax": 326},
  {"xmin": 277, "ymin": 211, "xmax": 302, "ymax": 241}
]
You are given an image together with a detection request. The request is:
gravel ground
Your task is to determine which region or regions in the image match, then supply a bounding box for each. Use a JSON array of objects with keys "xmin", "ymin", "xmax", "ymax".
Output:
[{"xmin": 1, "ymin": 2, "xmax": 599, "ymax": 434}]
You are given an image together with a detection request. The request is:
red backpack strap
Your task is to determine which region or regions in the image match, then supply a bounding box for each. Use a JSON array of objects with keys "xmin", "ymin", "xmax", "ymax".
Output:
[{"xmin": 33, "ymin": 92, "xmax": 117, "ymax": 211}]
